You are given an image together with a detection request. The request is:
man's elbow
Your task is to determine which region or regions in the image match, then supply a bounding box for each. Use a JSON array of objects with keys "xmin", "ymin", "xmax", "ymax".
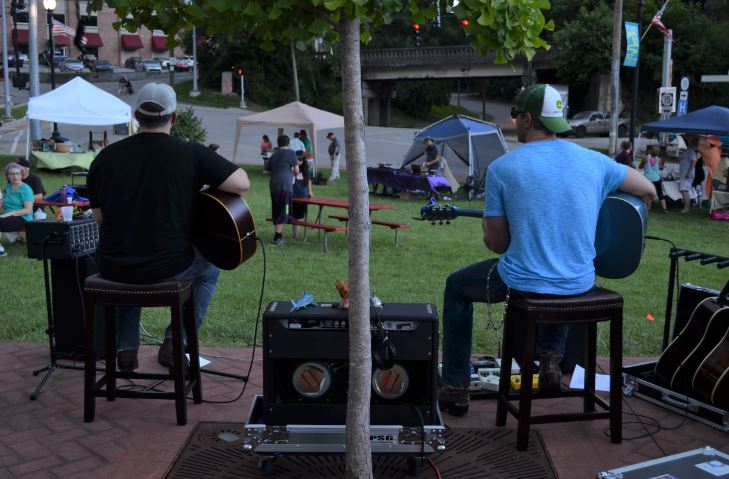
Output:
[
  {"xmin": 220, "ymin": 169, "xmax": 250, "ymax": 196},
  {"xmin": 483, "ymin": 235, "xmax": 507, "ymax": 254}
]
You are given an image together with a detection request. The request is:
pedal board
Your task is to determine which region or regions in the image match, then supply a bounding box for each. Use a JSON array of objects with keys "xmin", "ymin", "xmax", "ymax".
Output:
[{"xmin": 439, "ymin": 357, "xmax": 522, "ymax": 396}]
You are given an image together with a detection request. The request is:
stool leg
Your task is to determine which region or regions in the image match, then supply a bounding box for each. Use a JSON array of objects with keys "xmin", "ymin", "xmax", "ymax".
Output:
[
  {"xmin": 610, "ymin": 308, "xmax": 623, "ymax": 443},
  {"xmin": 183, "ymin": 296, "xmax": 202, "ymax": 404},
  {"xmin": 105, "ymin": 306, "xmax": 117, "ymax": 401},
  {"xmin": 496, "ymin": 310, "xmax": 514, "ymax": 427},
  {"xmin": 171, "ymin": 302, "xmax": 187, "ymax": 426},
  {"xmin": 584, "ymin": 322, "xmax": 597, "ymax": 413},
  {"xmin": 516, "ymin": 318, "xmax": 537, "ymax": 452},
  {"xmin": 84, "ymin": 293, "xmax": 96, "ymax": 423}
]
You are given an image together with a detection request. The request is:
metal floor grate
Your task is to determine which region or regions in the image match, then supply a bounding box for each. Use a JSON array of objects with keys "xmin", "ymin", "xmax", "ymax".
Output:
[{"xmin": 165, "ymin": 423, "xmax": 557, "ymax": 479}]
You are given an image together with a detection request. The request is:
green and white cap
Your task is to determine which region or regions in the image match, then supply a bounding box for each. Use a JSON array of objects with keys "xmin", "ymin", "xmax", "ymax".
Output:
[{"xmin": 514, "ymin": 84, "xmax": 571, "ymax": 134}]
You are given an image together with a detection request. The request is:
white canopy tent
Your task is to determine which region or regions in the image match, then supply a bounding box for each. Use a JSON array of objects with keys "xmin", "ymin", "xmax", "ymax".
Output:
[
  {"xmin": 25, "ymin": 76, "xmax": 132, "ymax": 168},
  {"xmin": 27, "ymin": 76, "xmax": 132, "ymax": 126},
  {"xmin": 232, "ymin": 101, "xmax": 344, "ymax": 167}
]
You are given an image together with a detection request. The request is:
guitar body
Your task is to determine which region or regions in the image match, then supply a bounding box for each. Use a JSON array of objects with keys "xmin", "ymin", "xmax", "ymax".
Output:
[
  {"xmin": 693, "ymin": 311, "xmax": 729, "ymax": 408},
  {"xmin": 420, "ymin": 192, "xmax": 647, "ymax": 280},
  {"xmin": 593, "ymin": 192, "xmax": 647, "ymax": 279},
  {"xmin": 664, "ymin": 299, "xmax": 727, "ymax": 393},
  {"xmin": 193, "ymin": 189, "xmax": 257, "ymax": 270}
]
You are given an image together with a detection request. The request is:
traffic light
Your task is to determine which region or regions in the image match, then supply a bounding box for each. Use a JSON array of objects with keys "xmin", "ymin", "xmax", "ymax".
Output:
[
  {"xmin": 412, "ymin": 23, "xmax": 421, "ymax": 47},
  {"xmin": 460, "ymin": 19, "xmax": 469, "ymax": 27},
  {"xmin": 236, "ymin": 67, "xmax": 244, "ymax": 77}
]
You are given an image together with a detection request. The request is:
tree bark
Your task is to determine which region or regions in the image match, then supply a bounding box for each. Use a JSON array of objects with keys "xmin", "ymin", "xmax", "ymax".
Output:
[{"xmin": 339, "ymin": 15, "xmax": 373, "ymax": 479}]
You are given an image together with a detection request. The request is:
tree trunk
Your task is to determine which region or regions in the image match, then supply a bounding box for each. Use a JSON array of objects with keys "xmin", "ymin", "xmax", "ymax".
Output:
[{"xmin": 339, "ymin": 15, "xmax": 373, "ymax": 479}]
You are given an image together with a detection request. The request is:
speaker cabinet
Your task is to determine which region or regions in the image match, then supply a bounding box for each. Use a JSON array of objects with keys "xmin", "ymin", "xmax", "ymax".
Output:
[
  {"xmin": 49, "ymin": 256, "xmax": 97, "ymax": 356},
  {"xmin": 263, "ymin": 302, "xmax": 439, "ymax": 426}
]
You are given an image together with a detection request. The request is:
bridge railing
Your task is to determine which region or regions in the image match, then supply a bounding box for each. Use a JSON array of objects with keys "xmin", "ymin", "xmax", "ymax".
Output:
[{"xmin": 361, "ymin": 45, "xmax": 550, "ymax": 69}]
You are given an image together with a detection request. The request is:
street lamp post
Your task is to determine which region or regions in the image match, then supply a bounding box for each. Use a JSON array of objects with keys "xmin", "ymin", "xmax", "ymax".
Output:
[{"xmin": 43, "ymin": 0, "xmax": 60, "ymax": 139}]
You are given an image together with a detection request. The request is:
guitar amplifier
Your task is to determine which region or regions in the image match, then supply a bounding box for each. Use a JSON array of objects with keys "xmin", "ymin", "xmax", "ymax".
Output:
[
  {"xmin": 26, "ymin": 218, "xmax": 99, "ymax": 260},
  {"xmin": 262, "ymin": 301, "xmax": 439, "ymax": 427}
]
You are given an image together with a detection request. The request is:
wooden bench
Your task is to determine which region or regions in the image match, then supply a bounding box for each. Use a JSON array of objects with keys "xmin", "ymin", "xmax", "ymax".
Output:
[
  {"xmin": 328, "ymin": 215, "xmax": 411, "ymax": 246},
  {"xmin": 265, "ymin": 218, "xmax": 347, "ymax": 252}
]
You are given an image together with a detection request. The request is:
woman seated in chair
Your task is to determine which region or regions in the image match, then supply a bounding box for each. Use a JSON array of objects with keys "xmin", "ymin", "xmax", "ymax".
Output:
[{"xmin": 0, "ymin": 162, "xmax": 34, "ymax": 257}]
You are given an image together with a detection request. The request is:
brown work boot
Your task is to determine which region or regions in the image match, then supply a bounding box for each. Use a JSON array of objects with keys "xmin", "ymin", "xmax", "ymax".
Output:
[
  {"xmin": 117, "ymin": 349, "xmax": 139, "ymax": 372},
  {"xmin": 539, "ymin": 352, "xmax": 563, "ymax": 391},
  {"xmin": 437, "ymin": 385, "xmax": 470, "ymax": 416}
]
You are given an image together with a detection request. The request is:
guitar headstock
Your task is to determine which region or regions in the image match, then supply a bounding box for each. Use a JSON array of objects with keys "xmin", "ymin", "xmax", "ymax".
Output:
[{"xmin": 419, "ymin": 204, "xmax": 457, "ymax": 224}]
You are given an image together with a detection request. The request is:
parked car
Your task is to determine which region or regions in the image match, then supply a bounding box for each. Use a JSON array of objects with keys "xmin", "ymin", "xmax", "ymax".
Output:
[
  {"xmin": 153, "ymin": 57, "xmax": 169, "ymax": 70},
  {"xmin": 124, "ymin": 56, "xmax": 142, "ymax": 69},
  {"xmin": 93, "ymin": 59, "xmax": 114, "ymax": 73},
  {"xmin": 181, "ymin": 56, "xmax": 194, "ymax": 69},
  {"xmin": 40, "ymin": 50, "xmax": 65, "ymax": 67},
  {"xmin": 61, "ymin": 59, "xmax": 85, "ymax": 72},
  {"xmin": 7, "ymin": 55, "xmax": 24, "ymax": 68},
  {"xmin": 172, "ymin": 57, "xmax": 190, "ymax": 72},
  {"xmin": 567, "ymin": 111, "xmax": 629, "ymax": 138},
  {"xmin": 140, "ymin": 59, "xmax": 162, "ymax": 73}
]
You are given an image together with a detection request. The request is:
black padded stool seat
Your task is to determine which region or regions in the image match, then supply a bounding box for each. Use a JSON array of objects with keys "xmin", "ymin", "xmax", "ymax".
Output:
[
  {"xmin": 83, "ymin": 274, "xmax": 202, "ymax": 426},
  {"xmin": 496, "ymin": 285, "xmax": 623, "ymax": 451}
]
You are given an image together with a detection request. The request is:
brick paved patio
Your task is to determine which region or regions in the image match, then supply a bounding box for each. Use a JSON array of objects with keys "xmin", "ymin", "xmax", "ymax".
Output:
[{"xmin": 1, "ymin": 343, "xmax": 727, "ymax": 478}]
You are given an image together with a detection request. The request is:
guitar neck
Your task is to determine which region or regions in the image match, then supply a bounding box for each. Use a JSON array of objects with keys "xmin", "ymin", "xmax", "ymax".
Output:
[{"xmin": 450, "ymin": 207, "xmax": 484, "ymax": 219}]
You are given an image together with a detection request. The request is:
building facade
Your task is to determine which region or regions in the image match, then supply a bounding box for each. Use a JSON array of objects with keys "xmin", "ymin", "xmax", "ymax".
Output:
[{"xmin": 7, "ymin": 0, "xmax": 184, "ymax": 67}]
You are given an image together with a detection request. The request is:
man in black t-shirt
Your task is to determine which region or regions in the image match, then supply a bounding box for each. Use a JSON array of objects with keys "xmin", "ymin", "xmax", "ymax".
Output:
[
  {"xmin": 88, "ymin": 83, "xmax": 250, "ymax": 371},
  {"xmin": 15, "ymin": 158, "xmax": 46, "ymax": 203}
]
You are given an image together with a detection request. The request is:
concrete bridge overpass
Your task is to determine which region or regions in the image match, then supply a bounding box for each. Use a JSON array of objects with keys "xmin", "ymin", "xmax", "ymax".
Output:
[{"xmin": 360, "ymin": 45, "xmax": 555, "ymax": 126}]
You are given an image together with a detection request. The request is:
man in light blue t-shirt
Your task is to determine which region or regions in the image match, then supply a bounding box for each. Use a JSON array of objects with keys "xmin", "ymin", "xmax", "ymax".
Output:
[{"xmin": 438, "ymin": 84, "xmax": 656, "ymax": 417}]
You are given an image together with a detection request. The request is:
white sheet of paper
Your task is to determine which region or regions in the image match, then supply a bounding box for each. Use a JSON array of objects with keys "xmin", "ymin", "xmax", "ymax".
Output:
[
  {"xmin": 568, "ymin": 364, "xmax": 611, "ymax": 392},
  {"xmin": 185, "ymin": 353, "xmax": 211, "ymax": 368}
]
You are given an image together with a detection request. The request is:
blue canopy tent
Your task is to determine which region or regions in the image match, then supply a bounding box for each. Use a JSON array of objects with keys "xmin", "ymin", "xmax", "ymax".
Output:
[
  {"xmin": 640, "ymin": 105, "xmax": 729, "ymax": 136},
  {"xmin": 400, "ymin": 114, "xmax": 508, "ymax": 184}
]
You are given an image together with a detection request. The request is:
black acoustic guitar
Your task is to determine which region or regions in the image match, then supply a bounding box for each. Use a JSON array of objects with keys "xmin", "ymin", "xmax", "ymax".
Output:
[
  {"xmin": 419, "ymin": 192, "xmax": 648, "ymax": 280},
  {"xmin": 653, "ymin": 280, "xmax": 729, "ymax": 402},
  {"xmin": 192, "ymin": 189, "xmax": 257, "ymax": 270}
]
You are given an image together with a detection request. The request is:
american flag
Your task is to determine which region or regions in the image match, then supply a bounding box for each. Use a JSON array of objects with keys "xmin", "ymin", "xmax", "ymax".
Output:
[
  {"xmin": 52, "ymin": 19, "xmax": 75, "ymax": 37},
  {"xmin": 651, "ymin": 0, "xmax": 673, "ymax": 41}
]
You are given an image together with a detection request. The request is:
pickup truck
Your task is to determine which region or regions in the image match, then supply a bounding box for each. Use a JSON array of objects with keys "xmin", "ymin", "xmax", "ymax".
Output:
[{"xmin": 567, "ymin": 111, "xmax": 629, "ymax": 138}]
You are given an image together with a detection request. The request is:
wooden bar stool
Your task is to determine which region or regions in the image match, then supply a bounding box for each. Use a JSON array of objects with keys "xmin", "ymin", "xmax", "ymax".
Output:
[
  {"xmin": 495, "ymin": 286, "xmax": 623, "ymax": 451},
  {"xmin": 83, "ymin": 274, "xmax": 202, "ymax": 426}
]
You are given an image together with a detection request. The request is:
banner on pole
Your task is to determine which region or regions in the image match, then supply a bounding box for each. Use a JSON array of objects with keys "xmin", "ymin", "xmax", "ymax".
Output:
[{"xmin": 624, "ymin": 22, "xmax": 639, "ymax": 68}]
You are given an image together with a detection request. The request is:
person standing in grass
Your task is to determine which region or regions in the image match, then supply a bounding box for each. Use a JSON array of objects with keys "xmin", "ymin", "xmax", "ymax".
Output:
[
  {"xmin": 679, "ymin": 134, "xmax": 699, "ymax": 213},
  {"xmin": 639, "ymin": 145, "xmax": 668, "ymax": 213},
  {"xmin": 268, "ymin": 135, "xmax": 298, "ymax": 246},
  {"xmin": 327, "ymin": 132, "xmax": 341, "ymax": 181},
  {"xmin": 292, "ymin": 154, "xmax": 313, "ymax": 239}
]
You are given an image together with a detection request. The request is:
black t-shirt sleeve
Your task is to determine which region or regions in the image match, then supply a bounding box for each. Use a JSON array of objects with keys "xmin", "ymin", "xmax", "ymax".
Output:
[
  {"xmin": 194, "ymin": 143, "xmax": 240, "ymax": 189},
  {"xmin": 25, "ymin": 174, "xmax": 46, "ymax": 196}
]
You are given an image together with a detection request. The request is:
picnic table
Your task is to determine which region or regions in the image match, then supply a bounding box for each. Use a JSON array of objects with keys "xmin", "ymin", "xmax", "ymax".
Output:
[{"xmin": 288, "ymin": 197, "xmax": 409, "ymax": 249}]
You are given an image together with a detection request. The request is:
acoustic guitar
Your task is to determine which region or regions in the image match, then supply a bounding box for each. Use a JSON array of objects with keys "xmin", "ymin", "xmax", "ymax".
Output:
[
  {"xmin": 419, "ymin": 192, "xmax": 648, "ymax": 280},
  {"xmin": 654, "ymin": 293, "xmax": 729, "ymax": 393},
  {"xmin": 192, "ymin": 189, "xmax": 257, "ymax": 270}
]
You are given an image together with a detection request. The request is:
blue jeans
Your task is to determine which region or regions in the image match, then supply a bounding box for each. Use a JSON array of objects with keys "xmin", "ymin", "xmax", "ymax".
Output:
[
  {"xmin": 116, "ymin": 247, "xmax": 221, "ymax": 352},
  {"xmin": 441, "ymin": 258, "xmax": 570, "ymax": 389}
]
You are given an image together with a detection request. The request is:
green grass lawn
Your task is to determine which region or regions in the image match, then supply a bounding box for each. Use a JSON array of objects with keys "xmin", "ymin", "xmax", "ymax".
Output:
[{"xmin": 1, "ymin": 162, "xmax": 727, "ymax": 358}]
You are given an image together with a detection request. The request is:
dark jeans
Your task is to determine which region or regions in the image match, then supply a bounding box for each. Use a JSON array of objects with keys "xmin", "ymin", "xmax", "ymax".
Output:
[
  {"xmin": 441, "ymin": 258, "xmax": 570, "ymax": 389},
  {"xmin": 0, "ymin": 216, "xmax": 27, "ymax": 232}
]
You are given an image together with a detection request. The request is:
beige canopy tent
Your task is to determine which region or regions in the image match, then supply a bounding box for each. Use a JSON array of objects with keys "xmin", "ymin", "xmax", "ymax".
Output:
[{"xmin": 232, "ymin": 101, "xmax": 345, "ymax": 169}]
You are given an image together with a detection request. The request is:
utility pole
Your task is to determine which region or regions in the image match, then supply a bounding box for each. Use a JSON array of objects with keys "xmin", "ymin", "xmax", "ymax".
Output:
[
  {"xmin": 628, "ymin": 0, "xmax": 644, "ymax": 161},
  {"xmin": 2, "ymin": 0, "xmax": 12, "ymax": 117},
  {"xmin": 190, "ymin": 26, "xmax": 200, "ymax": 97},
  {"xmin": 659, "ymin": 31, "xmax": 672, "ymax": 144},
  {"xmin": 609, "ymin": 0, "xmax": 623, "ymax": 156},
  {"xmin": 28, "ymin": 0, "xmax": 41, "ymax": 139}
]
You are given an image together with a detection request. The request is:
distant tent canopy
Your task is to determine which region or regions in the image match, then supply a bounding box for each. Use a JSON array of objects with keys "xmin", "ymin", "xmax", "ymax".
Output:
[
  {"xmin": 400, "ymin": 114, "xmax": 508, "ymax": 188},
  {"xmin": 640, "ymin": 105, "xmax": 729, "ymax": 136}
]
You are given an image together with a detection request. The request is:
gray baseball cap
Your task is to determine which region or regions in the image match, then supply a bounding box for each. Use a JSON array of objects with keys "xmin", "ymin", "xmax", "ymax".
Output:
[{"xmin": 135, "ymin": 82, "xmax": 177, "ymax": 116}]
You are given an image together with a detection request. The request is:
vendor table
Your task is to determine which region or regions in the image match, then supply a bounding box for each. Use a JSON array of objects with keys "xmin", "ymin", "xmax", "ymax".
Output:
[
  {"xmin": 31, "ymin": 151, "xmax": 95, "ymax": 170},
  {"xmin": 367, "ymin": 167, "xmax": 451, "ymax": 196},
  {"xmin": 292, "ymin": 196, "xmax": 392, "ymax": 241}
]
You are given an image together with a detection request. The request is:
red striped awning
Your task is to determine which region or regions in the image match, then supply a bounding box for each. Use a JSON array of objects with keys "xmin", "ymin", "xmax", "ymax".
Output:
[
  {"xmin": 120, "ymin": 34, "xmax": 143, "ymax": 50},
  {"xmin": 151, "ymin": 36, "xmax": 168, "ymax": 51},
  {"xmin": 53, "ymin": 35, "xmax": 70, "ymax": 46},
  {"xmin": 12, "ymin": 28, "xmax": 29, "ymax": 45},
  {"xmin": 84, "ymin": 32, "xmax": 103, "ymax": 47}
]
